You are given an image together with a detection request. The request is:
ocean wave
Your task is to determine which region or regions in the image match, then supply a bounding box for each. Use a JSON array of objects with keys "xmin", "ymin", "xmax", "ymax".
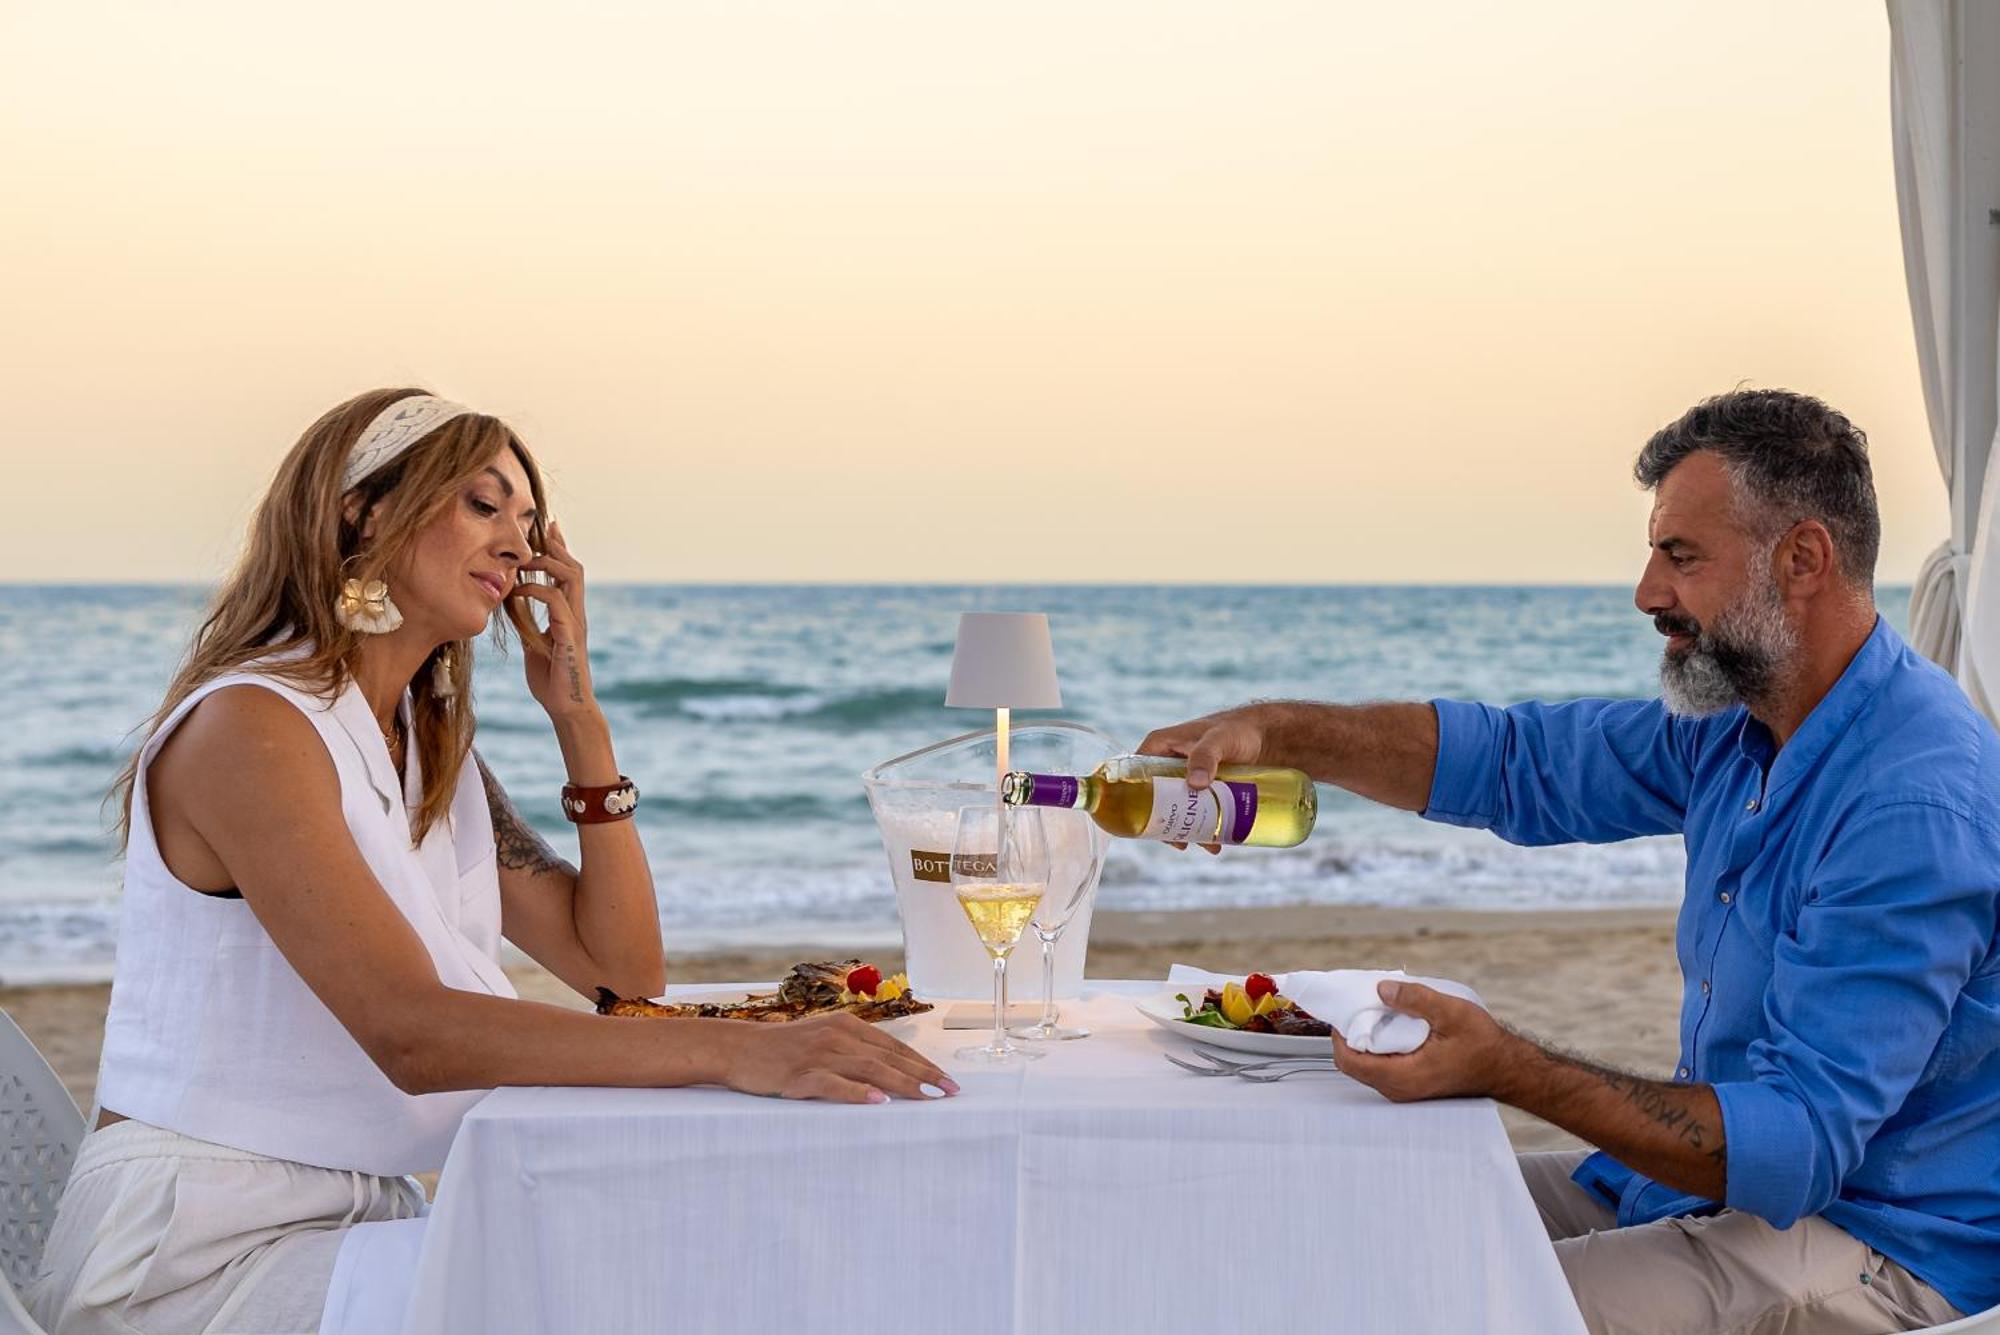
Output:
[
  {"xmin": 654, "ymin": 792, "xmax": 863, "ymax": 823},
  {"xmin": 469, "ymin": 715, "xmax": 546, "ymax": 735},
  {"xmin": 14, "ymin": 837, "xmax": 118, "ymax": 858},
  {"xmin": 597, "ymin": 676, "xmax": 814, "ymax": 708},
  {"xmin": 597, "ymin": 675, "xmax": 945, "ymax": 730},
  {"xmin": 682, "ymin": 694, "xmax": 826, "ymax": 722},
  {"xmin": 24, "ymin": 745, "xmax": 128, "ymax": 769},
  {"xmin": 0, "ymin": 901, "xmax": 123, "ymax": 985},
  {"xmin": 795, "ymin": 686, "xmax": 942, "ymax": 730}
]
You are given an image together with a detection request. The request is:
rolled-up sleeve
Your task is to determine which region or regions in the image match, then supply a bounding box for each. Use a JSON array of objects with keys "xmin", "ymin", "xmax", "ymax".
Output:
[
  {"xmin": 1714, "ymin": 800, "xmax": 1998, "ymax": 1227},
  {"xmin": 1425, "ymin": 697, "xmax": 1692, "ymax": 844}
]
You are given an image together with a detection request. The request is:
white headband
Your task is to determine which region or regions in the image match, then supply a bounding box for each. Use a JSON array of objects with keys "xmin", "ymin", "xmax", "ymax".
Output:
[{"xmin": 339, "ymin": 395, "xmax": 471, "ymax": 493}]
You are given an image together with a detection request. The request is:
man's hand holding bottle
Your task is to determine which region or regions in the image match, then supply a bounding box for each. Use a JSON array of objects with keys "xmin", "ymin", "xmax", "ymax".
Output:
[{"xmin": 1136, "ymin": 705, "xmax": 1276, "ymax": 853}]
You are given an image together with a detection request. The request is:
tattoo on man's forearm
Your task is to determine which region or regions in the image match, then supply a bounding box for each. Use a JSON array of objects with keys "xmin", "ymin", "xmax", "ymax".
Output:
[
  {"xmin": 476, "ymin": 753, "xmax": 577, "ymax": 877},
  {"xmin": 1530, "ymin": 1032, "xmax": 1728, "ymax": 1150},
  {"xmin": 1591, "ymin": 1067, "xmax": 1725, "ymax": 1156}
]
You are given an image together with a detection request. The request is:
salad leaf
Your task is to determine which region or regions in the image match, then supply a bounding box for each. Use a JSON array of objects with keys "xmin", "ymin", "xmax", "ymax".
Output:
[{"xmin": 1174, "ymin": 991, "xmax": 1238, "ymax": 1029}]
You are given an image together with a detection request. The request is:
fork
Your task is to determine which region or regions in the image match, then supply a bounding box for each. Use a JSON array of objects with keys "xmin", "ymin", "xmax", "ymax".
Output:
[
  {"xmin": 1163, "ymin": 1050, "xmax": 1336, "ymax": 1077},
  {"xmin": 1235, "ymin": 1064, "xmax": 1349, "ymax": 1082},
  {"xmin": 1183, "ymin": 1046, "xmax": 1335, "ymax": 1071}
]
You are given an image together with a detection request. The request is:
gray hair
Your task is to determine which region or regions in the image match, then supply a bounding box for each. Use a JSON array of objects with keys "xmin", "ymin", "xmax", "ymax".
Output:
[{"xmin": 1633, "ymin": 388, "xmax": 1880, "ymax": 589}]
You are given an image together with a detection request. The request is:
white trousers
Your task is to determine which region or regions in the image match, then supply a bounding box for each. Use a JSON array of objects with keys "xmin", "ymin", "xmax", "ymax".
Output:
[{"xmin": 26, "ymin": 1120, "xmax": 425, "ymax": 1335}]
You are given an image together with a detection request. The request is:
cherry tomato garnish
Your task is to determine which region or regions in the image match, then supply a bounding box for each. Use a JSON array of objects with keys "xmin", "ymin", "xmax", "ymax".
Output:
[
  {"xmin": 1244, "ymin": 972, "xmax": 1278, "ymax": 1003},
  {"xmin": 846, "ymin": 965, "xmax": 883, "ymax": 996}
]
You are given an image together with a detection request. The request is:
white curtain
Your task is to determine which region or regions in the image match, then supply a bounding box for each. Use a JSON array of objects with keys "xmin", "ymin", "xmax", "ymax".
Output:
[{"xmin": 1890, "ymin": 0, "xmax": 2000, "ymax": 721}]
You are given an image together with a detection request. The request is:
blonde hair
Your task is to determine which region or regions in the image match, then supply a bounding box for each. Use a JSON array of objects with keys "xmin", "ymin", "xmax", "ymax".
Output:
[{"xmin": 113, "ymin": 387, "xmax": 551, "ymax": 846}]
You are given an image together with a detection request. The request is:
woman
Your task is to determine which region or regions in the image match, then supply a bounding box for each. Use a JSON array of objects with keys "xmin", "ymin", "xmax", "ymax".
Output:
[{"xmin": 27, "ymin": 389, "xmax": 953, "ymax": 1335}]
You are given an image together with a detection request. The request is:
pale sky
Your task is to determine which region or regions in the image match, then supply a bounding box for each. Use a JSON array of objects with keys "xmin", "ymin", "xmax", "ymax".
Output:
[{"xmin": 1, "ymin": 1, "xmax": 1946, "ymax": 585}]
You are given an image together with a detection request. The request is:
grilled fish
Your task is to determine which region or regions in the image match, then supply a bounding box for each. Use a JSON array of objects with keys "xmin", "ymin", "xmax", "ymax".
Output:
[{"xmin": 595, "ymin": 961, "xmax": 933, "ymax": 1024}]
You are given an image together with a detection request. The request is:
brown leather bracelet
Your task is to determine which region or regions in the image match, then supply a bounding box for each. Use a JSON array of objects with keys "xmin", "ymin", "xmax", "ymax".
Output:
[{"xmin": 561, "ymin": 776, "xmax": 639, "ymax": 823}]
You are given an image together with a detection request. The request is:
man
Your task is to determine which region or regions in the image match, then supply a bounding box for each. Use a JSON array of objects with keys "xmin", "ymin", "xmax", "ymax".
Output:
[{"xmin": 1141, "ymin": 389, "xmax": 2000, "ymax": 1334}]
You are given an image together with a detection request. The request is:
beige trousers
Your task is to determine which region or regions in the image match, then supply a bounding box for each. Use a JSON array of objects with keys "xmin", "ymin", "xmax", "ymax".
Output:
[
  {"xmin": 25, "ymin": 1120, "xmax": 426, "ymax": 1335},
  {"xmin": 1519, "ymin": 1150, "xmax": 1964, "ymax": 1335}
]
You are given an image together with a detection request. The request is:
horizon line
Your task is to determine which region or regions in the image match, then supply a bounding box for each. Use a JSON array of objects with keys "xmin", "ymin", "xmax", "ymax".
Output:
[{"xmin": 0, "ymin": 578, "xmax": 1920, "ymax": 592}]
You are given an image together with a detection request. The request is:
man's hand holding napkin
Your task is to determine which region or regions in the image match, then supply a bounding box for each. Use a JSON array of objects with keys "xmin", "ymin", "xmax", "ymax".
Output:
[
  {"xmin": 1326, "ymin": 976, "xmax": 1517, "ymax": 1103},
  {"xmin": 1277, "ymin": 969, "xmax": 1484, "ymax": 1055}
]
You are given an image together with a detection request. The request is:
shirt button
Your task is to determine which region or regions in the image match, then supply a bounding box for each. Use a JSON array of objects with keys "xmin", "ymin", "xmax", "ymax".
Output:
[
  {"xmin": 1719, "ymin": 891, "xmax": 1732, "ymax": 904},
  {"xmin": 1700, "ymin": 979, "xmax": 1711, "ymax": 995},
  {"xmin": 1678, "ymin": 1066, "xmax": 1690, "ymax": 1079},
  {"xmin": 1745, "ymin": 798, "xmax": 1760, "ymax": 812}
]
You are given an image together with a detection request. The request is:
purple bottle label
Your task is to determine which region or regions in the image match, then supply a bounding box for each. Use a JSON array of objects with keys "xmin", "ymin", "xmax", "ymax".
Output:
[
  {"xmin": 1016, "ymin": 773, "xmax": 1080, "ymax": 807},
  {"xmin": 1220, "ymin": 780, "xmax": 1260, "ymax": 843}
]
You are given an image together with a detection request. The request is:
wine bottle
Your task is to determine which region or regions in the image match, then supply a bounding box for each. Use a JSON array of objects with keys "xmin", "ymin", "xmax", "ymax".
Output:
[{"xmin": 1001, "ymin": 756, "xmax": 1317, "ymax": 848}]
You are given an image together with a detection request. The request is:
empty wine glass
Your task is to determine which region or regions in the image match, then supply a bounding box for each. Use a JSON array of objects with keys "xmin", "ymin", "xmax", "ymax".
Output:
[
  {"xmin": 1011, "ymin": 807, "xmax": 1103, "ymax": 1041},
  {"xmin": 950, "ymin": 803, "xmax": 1049, "ymax": 1065}
]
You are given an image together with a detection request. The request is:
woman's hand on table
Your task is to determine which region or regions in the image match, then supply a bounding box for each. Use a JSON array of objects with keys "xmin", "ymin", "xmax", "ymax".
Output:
[
  {"xmin": 1330, "ymin": 980, "xmax": 1517, "ymax": 1102},
  {"xmin": 721, "ymin": 1013, "xmax": 960, "ymax": 1104}
]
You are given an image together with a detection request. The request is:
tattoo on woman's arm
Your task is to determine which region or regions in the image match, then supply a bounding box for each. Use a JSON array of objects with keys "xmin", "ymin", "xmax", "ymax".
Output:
[{"xmin": 476, "ymin": 752, "xmax": 578, "ymax": 878}]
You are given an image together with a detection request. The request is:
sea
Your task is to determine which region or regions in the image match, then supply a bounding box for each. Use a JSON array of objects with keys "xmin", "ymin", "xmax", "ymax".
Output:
[{"xmin": 0, "ymin": 584, "xmax": 1915, "ymax": 984}]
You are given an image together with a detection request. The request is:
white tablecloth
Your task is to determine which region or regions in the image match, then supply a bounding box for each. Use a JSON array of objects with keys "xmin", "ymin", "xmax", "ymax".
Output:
[{"xmin": 399, "ymin": 981, "xmax": 1585, "ymax": 1335}]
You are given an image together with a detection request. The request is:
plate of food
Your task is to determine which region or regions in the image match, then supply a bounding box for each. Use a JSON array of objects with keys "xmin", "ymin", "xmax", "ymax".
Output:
[
  {"xmin": 1134, "ymin": 973, "xmax": 1337, "ymax": 1056},
  {"xmin": 596, "ymin": 960, "xmax": 934, "ymax": 1028}
]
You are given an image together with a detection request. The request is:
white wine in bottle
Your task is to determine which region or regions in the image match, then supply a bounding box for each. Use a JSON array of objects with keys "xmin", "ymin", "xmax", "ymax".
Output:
[{"xmin": 1001, "ymin": 756, "xmax": 1317, "ymax": 848}]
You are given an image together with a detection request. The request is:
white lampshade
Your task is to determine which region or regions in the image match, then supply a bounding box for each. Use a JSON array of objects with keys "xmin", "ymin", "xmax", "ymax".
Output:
[{"xmin": 945, "ymin": 612, "xmax": 1062, "ymax": 709}]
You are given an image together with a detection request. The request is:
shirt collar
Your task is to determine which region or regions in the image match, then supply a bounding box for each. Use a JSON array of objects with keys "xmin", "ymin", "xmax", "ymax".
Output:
[
  {"xmin": 1759, "ymin": 615, "xmax": 1900, "ymax": 802},
  {"xmin": 328, "ymin": 676, "xmax": 414, "ymax": 816},
  {"xmin": 1733, "ymin": 710, "xmax": 1776, "ymax": 772},
  {"xmin": 250, "ymin": 639, "xmax": 412, "ymax": 816}
]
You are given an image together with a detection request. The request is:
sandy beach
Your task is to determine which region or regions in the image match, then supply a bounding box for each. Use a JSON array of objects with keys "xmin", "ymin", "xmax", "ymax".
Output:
[{"xmin": 1, "ymin": 902, "xmax": 1680, "ymax": 1153}]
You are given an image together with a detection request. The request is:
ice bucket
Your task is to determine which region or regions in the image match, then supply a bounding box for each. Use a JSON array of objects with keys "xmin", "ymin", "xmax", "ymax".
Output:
[{"xmin": 863, "ymin": 722, "xmax": 1119, "ymax": 1000}]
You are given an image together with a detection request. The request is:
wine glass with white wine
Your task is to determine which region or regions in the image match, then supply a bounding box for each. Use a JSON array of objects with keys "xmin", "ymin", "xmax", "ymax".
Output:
[{"xmin": 950, "ymin": 803, "xmax": 1050, "ymax": 1065}]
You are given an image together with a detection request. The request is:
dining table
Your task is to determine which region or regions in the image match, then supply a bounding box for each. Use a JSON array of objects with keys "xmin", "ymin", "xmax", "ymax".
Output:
[{"xmin": 395, "ymin": 979, "xmax": 1588, "ymax": 1334}]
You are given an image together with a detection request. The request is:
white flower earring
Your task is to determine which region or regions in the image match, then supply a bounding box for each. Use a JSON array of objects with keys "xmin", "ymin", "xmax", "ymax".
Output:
[{"xmin": 335, "ymin": 561, "xmax": 403, "ymax": 635}]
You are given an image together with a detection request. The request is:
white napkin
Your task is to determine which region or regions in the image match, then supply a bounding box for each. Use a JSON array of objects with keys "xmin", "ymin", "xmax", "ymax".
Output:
[{"xmin": 1165, "ymin": 963, "xmax": 1485, "ymax": 1055}]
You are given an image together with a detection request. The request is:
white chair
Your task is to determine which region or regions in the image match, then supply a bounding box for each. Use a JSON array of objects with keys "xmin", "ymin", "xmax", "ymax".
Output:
[{"xmin": 0, "ymin": 1008, "xmax": 83, "ymax": 1335}]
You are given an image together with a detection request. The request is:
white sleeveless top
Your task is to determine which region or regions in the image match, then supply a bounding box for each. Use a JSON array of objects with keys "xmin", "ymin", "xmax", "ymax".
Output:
[{"xmin": 96, "ymin": 650, "xmax": 517, "ymax": 1176}]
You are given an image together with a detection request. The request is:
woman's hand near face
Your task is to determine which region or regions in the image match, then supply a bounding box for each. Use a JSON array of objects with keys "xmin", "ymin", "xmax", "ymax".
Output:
[
  {"xmin": 497, "ymin": 516, "xmax": 662, "ymax": 995},
  {"xmin": 509, "ymin": 518, "xmax": 596, "ymax": 720}
]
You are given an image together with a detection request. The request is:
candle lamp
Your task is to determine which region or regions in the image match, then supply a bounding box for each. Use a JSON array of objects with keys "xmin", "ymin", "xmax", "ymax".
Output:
[{"xmin": 944, "ymin": 612, "xmax": 1063, "ymax": 796}]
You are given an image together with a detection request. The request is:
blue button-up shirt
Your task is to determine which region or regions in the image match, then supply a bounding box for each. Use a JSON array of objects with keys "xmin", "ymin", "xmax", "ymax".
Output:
[{"xmin": 1424, "ymin": 617, "xmax": 2000, "ymax": 1317}]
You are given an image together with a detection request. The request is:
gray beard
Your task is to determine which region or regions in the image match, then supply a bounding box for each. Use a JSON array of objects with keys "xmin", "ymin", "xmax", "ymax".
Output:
[{"xmin": 1658, "ymin": 576, "xmax": 1798, "ymax": 717}]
